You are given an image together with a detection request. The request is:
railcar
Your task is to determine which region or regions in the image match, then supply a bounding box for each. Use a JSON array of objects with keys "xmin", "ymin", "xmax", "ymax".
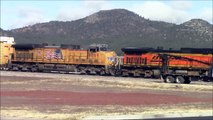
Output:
[
  {"xmin": 10, "ymin": 44, "xmax": 117, "ymax": 75},
  {"xmin": 119, "ymin": 47, "xmax": 213, "ymax": 83},
  {"xmin": 0, "ymin": 36, "xmax": 15, "ymax": 69}
]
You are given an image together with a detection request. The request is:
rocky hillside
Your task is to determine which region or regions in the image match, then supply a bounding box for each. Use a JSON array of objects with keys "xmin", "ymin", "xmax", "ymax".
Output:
[
  {"xmin": 0, "ymin": 28, "xmax": 8, "ymax": 36},
  {"xmin": 2, "ymin": 9, "xmax": 212, "ymax": 54}
]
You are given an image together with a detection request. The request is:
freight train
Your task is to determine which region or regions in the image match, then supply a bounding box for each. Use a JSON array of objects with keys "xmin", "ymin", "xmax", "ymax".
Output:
[{"xmin": 0, "ymin": 38, "xmax": 212, "ymax": 84}]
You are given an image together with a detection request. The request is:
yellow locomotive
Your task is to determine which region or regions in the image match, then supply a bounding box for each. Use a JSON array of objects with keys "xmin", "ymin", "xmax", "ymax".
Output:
[
  {"xmin": 0, "ymin": 36, "xmax": 15, "ymax": 69},
  {"xmin": 11, "ymin": 44, "xmax": 117, "ymax": 75}
]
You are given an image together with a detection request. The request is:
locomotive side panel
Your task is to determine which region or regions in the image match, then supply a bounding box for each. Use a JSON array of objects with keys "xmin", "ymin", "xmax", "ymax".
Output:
[
  {"xmin": 168, "ymin": 53, "xmax": 212, "ymax": 69},
  {"xmin": 121, "ymin": 52, "xmax": 161, "ymax": 77},
  {"xmin": 123, "ymin": 52, "xmax": 212, "ymax": 70},
  {"xmin": 120, "ymin": 47, "xmax": 213, "ymax": 83},
  {"xmin": 13, "ymin": 50, "xmax": 34, "ymax": 62},
  {"xmin": 123, "ymin": 53, "xmax": 161, "ymax": 67},
  {"xmin": 38, "ymin": 48, "xmax": 65, "ymax": 63}
]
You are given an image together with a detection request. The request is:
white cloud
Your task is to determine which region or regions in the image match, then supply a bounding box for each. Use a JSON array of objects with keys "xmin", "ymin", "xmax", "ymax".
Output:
[
  {"xmin": 56, "ymin": 0, "xmax": 114, "ymax": 21},
  {"xmin": 130, "ymin": 1, "xmax": 191, "ymax": 24},
  {"xmin": 83, "ymin": 0, "xmax": 112, "ymax": 10},
  {"xmin": 7, "ymin": 1, "xmax": 212, "ymax": 29},
  {"xmin": 170, "ymin": 1, "xmax": 192, "ymax": 10},
  {"xmin": 198, "ymin": 7, "xmax": 213, "ymax": 24},
  {"xmin": 10, "ymin": 7, "xmax": 46, "ymax": 29},
  {"xmin": 57, "ymin": 1, "xmax": 212, "ymax": 24},
  {"xmin": 57, "ymin": 6, "xmax": 90, "ymax": 21}
]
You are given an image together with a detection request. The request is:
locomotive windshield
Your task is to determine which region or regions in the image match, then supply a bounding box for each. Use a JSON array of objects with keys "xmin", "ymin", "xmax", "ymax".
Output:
[{"xmin": 88, "ymin": 44, "xmax": 109, "ymax": 52}]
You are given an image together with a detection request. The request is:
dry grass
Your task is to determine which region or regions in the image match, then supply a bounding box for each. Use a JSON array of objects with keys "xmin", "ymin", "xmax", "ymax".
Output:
[
  {"xmin": 2, "ymin": 76, "xmax": 212, "ymax": 92},
  {"xmin": 57, "ymin": 77, "xmax": 213, "ymax": 92},
  {"xmin": 1, "ymin": 103, "xmax": 212, "ymax": 120},
  {"xmin": 1, "ymin": 71, "xmax": 212, "ymax": 120},
  {"xmin": 1, "ymin": 71, "xmax": 212, "ymax": 92}
]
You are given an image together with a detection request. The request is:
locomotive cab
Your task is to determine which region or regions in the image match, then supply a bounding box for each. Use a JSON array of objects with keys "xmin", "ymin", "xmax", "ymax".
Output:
[
  {"xmin": 87, "ymin": 44, "xmax": 117, "ymax": 75},
  {"xmin": 88, "ymin": 44, "xmax": 109, "ymax": 52}
]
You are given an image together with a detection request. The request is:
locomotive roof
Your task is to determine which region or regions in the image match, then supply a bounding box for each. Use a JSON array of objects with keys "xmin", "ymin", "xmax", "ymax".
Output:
[
  {"xmin": 0, "ymin": 36, "xmax": 15, "ymax": 44},
  {"xmin": 13, "ymin": 44, "xmax": 81, "ymax": 50},
  {"xmin": 121, "ymin": 47, "xmax": 213, "ymax": 54},
  {"xmin": 12, "ymin": 44, "xmax": 44, "ymax": 50}
]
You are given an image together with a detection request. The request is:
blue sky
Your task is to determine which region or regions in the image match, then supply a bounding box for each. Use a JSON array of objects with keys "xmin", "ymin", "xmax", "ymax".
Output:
[{"xmin": 1, "ymin": 0, "xmax": 212, "ymax": 30}]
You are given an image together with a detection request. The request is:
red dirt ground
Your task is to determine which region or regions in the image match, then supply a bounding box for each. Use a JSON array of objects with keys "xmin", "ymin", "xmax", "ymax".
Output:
[{"xmin": 1, "ymin": 90, "xmax": 211, "ymax": 106}]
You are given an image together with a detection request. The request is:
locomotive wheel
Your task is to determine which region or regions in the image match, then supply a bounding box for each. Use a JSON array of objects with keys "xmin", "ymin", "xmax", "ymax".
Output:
[
  {"xmin": 202, "ymin": 77, "xmax": 210, "ymax": 82},
  {"xmin": 31, "ymin": 67, "xmax": 38, "ymax": 72},
  {"xmin": 109, "ymin": 69, "xmax": 115, "ymax": 76},
  {"xmin": 184, "ymin": 77, "xmax": 191, "ymax": 84},
  {"xmin": 121, "ymin": 71, "xmax": 128, "ymax": 77},
  {"xmin": 165, "ymin": 76, "xmax": 175, "ymax": 83},
  {"xmin": 99, "ymin": 70, "xmax": 106, "ymax": 76},
  {"xmin": 114, "ymin": 70, "xmax": 121, "ymax": 76},
  {"xmin": 175, "ymin": 76, "xmax": 185, "ymax": 83}
]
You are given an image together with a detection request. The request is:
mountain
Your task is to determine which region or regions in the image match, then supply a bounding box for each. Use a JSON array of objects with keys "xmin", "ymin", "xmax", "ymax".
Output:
[
  {"xmin": 180, "ymin": 19, "xmax": 212, "ymax": 40},
  {"xmin": 5, "ymin": 9, "xmax": 213, "ymax": 54},
  {"xmin": 0, "ymin": 28, "xmax": 8, "ymax": 36}
]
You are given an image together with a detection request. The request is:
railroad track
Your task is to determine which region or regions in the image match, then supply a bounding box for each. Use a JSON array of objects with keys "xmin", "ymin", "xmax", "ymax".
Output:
[{"xmin": 1, "ymin": 70, "xmax": 212, "ymax": 86}]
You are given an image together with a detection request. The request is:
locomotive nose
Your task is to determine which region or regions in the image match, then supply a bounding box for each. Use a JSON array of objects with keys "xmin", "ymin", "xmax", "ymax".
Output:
[{"xmin": 106, "ymin": 52, "xmax": 117, "ymax": 65}]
